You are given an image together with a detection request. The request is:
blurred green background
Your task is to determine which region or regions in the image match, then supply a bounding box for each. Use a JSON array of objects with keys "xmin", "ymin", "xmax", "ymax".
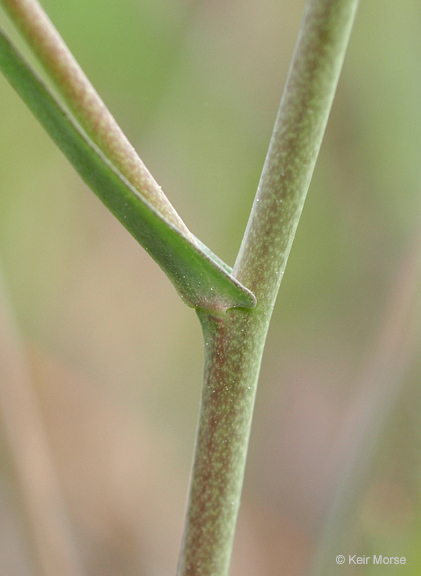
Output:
[{"xmin": 1, "ymin": 0, "xmax": 421, "ymax": 575}]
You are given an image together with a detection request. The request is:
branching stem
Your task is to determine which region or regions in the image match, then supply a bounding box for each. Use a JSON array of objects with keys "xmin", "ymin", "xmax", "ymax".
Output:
[{"xmin": 177, "ymin": 1, "xmax": 359, "ymax": 574}]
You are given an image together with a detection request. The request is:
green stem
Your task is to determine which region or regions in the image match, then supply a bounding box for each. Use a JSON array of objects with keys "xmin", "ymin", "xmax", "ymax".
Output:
[
  {"xmin": 177, "ymin": 1, "xmax": 359, "ymax": 574},
  {"xmin": 177, "ymin": 309, "xmax": 267, "ymax": 576}
]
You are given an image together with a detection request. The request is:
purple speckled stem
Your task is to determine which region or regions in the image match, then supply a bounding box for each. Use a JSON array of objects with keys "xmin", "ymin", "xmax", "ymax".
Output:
[{"xmin": 177, "ymin": 1, "xmax": 359, "ymax": 575}]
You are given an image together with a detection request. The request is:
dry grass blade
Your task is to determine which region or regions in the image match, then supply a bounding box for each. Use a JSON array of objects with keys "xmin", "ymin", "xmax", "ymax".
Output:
[{"xmin": 0, "ymin": 270, "xmax": 83, "ymax": 576}]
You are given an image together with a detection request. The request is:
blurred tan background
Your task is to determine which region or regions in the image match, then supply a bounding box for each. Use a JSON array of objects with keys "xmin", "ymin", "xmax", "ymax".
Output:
[{"xmin": 1, "ymin": 0, "xmax": 421, "ymax": 575}]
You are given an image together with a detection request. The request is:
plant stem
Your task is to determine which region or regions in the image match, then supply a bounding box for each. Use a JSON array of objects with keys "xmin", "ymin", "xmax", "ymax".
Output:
[{"xmin": 177, "ymin": 1, "xmax": 359, "ymax": 574}]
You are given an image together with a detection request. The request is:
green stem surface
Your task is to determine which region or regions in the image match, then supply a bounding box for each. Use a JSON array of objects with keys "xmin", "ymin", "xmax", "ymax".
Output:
[{"xmin": 177, "ymin": 1, "xmax": 359, "ymax": 574}]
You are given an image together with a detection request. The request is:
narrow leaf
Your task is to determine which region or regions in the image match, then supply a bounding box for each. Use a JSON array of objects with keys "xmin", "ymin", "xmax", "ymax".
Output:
[
  {"xmin": 0, "ymin": 29, "xmax": 256, "ymax": 312},
  {"xmin": 0, "ymin": 0, "xmax": 189, "ymax": 235}
]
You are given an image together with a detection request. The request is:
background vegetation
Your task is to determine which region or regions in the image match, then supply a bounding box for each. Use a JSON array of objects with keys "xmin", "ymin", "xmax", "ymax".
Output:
[{"xmin": 0, "ymin": 0, "xmax": 420, "ymax": 575}]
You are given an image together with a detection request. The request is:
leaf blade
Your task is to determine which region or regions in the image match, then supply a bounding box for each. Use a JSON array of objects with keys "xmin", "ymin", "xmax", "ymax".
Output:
[
  {"xmin": 0, "ymin": 28, "xmax": 256, "ymax": 312},
  {"xmin": 0, "ymin": 0, "xmax": 189, "ymax": 234}
]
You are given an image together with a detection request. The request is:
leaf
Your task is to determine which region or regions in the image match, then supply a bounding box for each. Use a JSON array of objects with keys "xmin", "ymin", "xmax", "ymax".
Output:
[
  {"xmin": 0, "ymin": 28, "xmax": 256, "ymax": 312},
  {"xmin": 0, "ymin": 0, "xmax": 191, "ymax": 235}
]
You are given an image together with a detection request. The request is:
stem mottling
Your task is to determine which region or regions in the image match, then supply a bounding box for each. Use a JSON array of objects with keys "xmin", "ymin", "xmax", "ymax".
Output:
[{"xmin": 178, "ymin": 1, "xmax": 359, "ymax": 575}]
